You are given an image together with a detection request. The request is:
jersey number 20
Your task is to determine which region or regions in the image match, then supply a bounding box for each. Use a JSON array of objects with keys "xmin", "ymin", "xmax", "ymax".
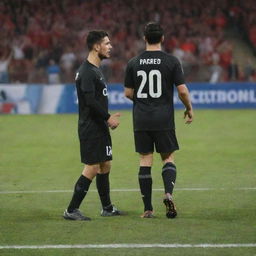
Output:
[{"xmin": 137, "ymin": 70, "xmax": 162, "ymax": 98}]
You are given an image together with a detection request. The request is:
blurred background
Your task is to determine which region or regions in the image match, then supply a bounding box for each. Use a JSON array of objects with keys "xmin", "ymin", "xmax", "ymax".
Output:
[
  {"xmin": 0, "ymin": 0, "xmax": 256, "ymax": 84},
  {"xmin": 0, "ymin": 0, "xmax": 256, "ymax": 114}
]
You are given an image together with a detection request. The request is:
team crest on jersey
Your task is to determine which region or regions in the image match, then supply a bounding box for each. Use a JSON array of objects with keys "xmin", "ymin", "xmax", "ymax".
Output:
[{"xmin": 103, "ymin": 87, "xmax": 108, "ymax": 96}]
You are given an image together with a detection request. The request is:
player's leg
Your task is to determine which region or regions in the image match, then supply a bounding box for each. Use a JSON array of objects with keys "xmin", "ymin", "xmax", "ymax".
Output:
[
  {"xmin": 63, "ymin": 164, "xmax": 99, "ymax": 221},
  {"xmin": 155, "ymin": 130, "xmax": 179, "ymax": 218},
  {"xmin": 139, "ymin": 153, "xmax": 154, "ymax": 218},
  {"xmin": 97, "ymin": 160, "xmax": 122, "ymax": 216},
  {"xmin": 135, "ymin": 131, "xmax": 154, "ymax": 218},
  {"xmin": 95, "ymin": 134, "xmax": 112, "ymax": 211},
  {"xmin": 64, "ymin": 136, "xmax": 109, "ymax": 221},
  {"xmin": 161, "ymin": 153, "xmax": 177, "ymax": 218},
  {"xmin": 96, "ymin": 161, "xmax": 111, "ymax": 210},
  {"xmin": 89, "ymin": 133, "xmax": 121, "ymax": 216},
  {"xmin": 161, "ymin": 152, "xmax": 176, "ymax": 198}
]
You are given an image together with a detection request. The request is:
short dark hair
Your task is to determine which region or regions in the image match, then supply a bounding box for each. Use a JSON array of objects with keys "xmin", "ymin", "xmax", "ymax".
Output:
[
  {"xmin": 86, "ymin": 30, "xmax": 109, "ymax": 51},
  {"xmin": 144, "ymin": 22, "xmax": 163, "ymax": 44}
]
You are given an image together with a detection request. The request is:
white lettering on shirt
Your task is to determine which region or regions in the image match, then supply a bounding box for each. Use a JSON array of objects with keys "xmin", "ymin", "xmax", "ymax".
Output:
[{"xmin": 139, "ymin": 58, "xmax": 161, "ymax": 65}]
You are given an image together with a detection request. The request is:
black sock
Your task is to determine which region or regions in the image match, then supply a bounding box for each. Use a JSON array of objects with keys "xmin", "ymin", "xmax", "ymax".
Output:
[
  {"xmin": 138, "ymin": 166, "xmax": 153, "ymax": 211},
  {"xmin": 96, "ymin": 172, "xmax": 112, "ymax": 210},
  {"xmin": 67, "ymin": 175, "xmax": 92, "ymax": 212},
  {"xmin": 162, "ymin": 162, "xmax": 177, "ymax": 195}
]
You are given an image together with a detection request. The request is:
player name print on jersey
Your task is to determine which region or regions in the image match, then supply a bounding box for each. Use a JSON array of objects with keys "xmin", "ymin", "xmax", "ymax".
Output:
[{"xmin": 140, "ymin": 58, "xmax": 161, "ymax": 65}]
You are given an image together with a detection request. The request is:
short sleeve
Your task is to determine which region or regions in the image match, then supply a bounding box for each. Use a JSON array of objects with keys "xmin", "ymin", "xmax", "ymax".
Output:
[
  {"xmin": 124, "ymin": 61, "xmax": 134, "ymax": 89},
  {"xmin": 173, "ymin": 59, "xmax": 185, "ymax": 86}
]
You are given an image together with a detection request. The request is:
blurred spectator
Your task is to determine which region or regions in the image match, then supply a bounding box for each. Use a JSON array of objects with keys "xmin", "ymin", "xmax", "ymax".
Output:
[
  {"xmin": 47, "ymin": 59, "xmax": 61, "ymax": 84},
  {"xmin": 251, "ymin": 70, "xmax": 256, "ymax": 82},
  {"xmin": 244, "ymin": 58, "xmax": 255, "ymax": 81},
  {"xmin": 227, "ymin": 58, "xmax": 239, "ymax": 81},
  {"xmin": 249, "ymin": 26, "xmax": 256, "ymax": 47},
  {"xmin": 60, "ymin": 47, "xmax": 76, "ymax": 82},
  {"xmin": 12, "ymin": 37, "xmax": 25, "ymax": 60},
  {"xmin": 172, "ymin": 46, "xmax": 185, "ymax": 64},
  {"xmin": 180, "ymin": 38, "xmax": 197, "ymax": 54},
  {"xmin": 209, "ymin": 59, "xmax": 223, "ymax": 83},
  {"xmin": 0, "ymin": 0, "xmax": 255, "ymax": 83},
  {"xmin": 0, "ymin": 50, "xmax": 12, "ymax": 83}
]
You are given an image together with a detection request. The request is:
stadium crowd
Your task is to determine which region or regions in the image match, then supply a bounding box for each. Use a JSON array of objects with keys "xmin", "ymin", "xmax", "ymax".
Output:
[{"xmin": 0, "ymin": 0, "xmax": 256, "ymax": 84}]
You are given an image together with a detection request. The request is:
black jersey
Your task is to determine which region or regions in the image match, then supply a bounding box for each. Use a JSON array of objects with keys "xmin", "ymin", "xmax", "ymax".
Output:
[
  {"xmin": 124, "ymin": 51, "xmax": 185, "ymax": 131},
  {"xmin": 75, "ymin": 60, "xmax": 110, "ymax": 139}
]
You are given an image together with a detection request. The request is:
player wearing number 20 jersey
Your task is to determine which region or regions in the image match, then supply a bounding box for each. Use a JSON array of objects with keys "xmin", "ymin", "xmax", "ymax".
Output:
[
  {"xmin": 124, "ymin": 22, "xmax": 193, "ymax": 219},
  {"xmin": 124, "ymin": 51, "xmax": 185, "ymax": 131}
]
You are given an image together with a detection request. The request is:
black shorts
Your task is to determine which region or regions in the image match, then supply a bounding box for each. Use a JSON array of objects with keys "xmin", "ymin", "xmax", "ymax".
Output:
[
  {"xmin": 134, "ymin": 130, "xmax": 179, "ymax": 153},
  {"xmin": 79, "ymin": 134, "xmax": 112, "ymax": 164}
]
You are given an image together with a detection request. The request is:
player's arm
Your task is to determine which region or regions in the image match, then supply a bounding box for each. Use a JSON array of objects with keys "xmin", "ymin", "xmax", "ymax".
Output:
[
  {"xmin": 80, "ymin": 71, "xmax": 120, "ymax": 129},
  {"xmin": 84, "ymin": 93, "xmax": 110, "ymax": 120},
  {"xmin": 124, "ymin": 87, "xmax": 134, "ymax": 101},
  {"xmin": 124, "ymin": 60, "xmax": 135, "ymax": 101},
  {"xmin": 84, "ymin": 93, "xmax": 120, "ymax": 129},
  {"xmin": 107, "ymin": 112, "xmax": 121, "ymax": 130},
  {"xmin": 173, "ymin": 57, "xmax": 193, "ymax": 124},
  {"xmin": 177, "ymin": 84, "xmax": 193, "ymax": 124}
]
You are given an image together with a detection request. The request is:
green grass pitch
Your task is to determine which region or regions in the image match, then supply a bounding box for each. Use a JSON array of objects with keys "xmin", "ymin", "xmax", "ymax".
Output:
[{"xmin": 0, "ymin": 110, "xmax": 255, "ymax": 256}]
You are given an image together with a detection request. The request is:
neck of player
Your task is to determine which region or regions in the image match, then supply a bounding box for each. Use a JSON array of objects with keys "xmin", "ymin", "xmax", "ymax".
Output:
[
  {"xmin": 87, "ymin": 52, "xmax": 101, "ymax": 67},
  {"xmin": 146, "ymin": 43, "xmax": 162, "ymax": 51}
]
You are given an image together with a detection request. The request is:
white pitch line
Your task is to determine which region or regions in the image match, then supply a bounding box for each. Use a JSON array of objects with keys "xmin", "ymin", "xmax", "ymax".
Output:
[
  {"xmin": 0, "ymin": 243, "xmax": 256, "ymax": 249},
  {"xmin": 0, "ymin": 187, "xmax": 255, "ymax": 195}
]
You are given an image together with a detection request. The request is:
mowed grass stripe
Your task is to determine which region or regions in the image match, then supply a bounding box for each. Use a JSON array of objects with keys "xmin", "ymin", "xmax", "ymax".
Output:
[
  {"xmin": 1, "ymin": 243, "xmax": 256, "ymax": 249},
  {"xmin": 0, "ymin": 187, "xmax": 256, "ymax": 194}
]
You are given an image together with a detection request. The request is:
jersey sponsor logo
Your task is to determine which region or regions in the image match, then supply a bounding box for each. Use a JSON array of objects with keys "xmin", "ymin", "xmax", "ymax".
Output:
[
  {"xmin": 75, "ymin": 72, "xmax": 79, "ymax": 80},
  {"xmin": 103, "ymin": 88, "xmax": 108, "ymax": 96},
  {"xmin": 106, "ymin": 146, "xmax": 112, "ymax": 156},
  {"xmin": 137, "ymin": 70, "xmax": 162, "ymax": 98},
  {"xmin": 140, "ymin": 58, "xmax": 161, "ymax": 65}
]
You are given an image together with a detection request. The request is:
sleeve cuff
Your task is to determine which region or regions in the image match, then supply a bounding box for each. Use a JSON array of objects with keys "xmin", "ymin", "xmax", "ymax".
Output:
[{"xmin": 104, "ymin": 113, "xmax": 111, "ymax": 121}]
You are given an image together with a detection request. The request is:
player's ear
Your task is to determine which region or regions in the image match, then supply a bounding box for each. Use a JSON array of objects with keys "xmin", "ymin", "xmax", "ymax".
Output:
[
  {"xmin": 161, "ymin": 35, "xmax": 164, "ymax": 43},
  {"xmin": 143, "ymin": 36, "xmax": 146, "ymax": 42},
  {"xmin": 94, "ymin": 43, "xmax": 101, "ymax": 52}
]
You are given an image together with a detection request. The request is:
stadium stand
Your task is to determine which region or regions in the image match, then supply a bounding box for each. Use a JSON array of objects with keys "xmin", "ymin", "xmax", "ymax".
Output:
[{"xmin": 0, "ymin": 0, "xmax": 255, "ymax": 83}]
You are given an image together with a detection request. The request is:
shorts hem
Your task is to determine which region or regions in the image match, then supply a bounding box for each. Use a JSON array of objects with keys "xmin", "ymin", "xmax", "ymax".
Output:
[
  {"xmin": 82, "ymin": 157, "xmax": 113, "ymax": 165},
  {"xmin": 155, "ymin": 147, "xmax": 179, "ymax": 153}
]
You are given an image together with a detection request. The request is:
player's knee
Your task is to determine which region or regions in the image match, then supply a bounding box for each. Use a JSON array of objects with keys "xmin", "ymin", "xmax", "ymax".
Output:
[
  {"xmin": 161, "ymin": 152, "xmax": 174, "ymax": 163},
  {"xmin": 82, "ymin": 164, "xmax": 100, "ymax": 179},
  {"xmin": 139, "ymin": 153, "xmax": 153, "ymax": 166},
  {"xmin": 99, "ymin": 161, "xmax": 111, "ymax": 174}
]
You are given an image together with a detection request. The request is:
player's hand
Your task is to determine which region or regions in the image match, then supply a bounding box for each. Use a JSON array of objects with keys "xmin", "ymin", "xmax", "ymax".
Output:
[
  {"xmin": 107, "ymin": 112, "xmax": 121, "ymax": 130},
  {"xmin": 184, "ymin": 108, "xmax": 193, "ymax": 124}
]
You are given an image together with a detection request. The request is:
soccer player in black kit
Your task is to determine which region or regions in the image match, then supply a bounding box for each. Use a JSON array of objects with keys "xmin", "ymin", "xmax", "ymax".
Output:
[
  {"xmin": 63, "ymin": 31, "xmax": 122, "ymax": 220},
  {"xmin": 124, "ymin": 22, "xmax": 193, "ymax": 218}
]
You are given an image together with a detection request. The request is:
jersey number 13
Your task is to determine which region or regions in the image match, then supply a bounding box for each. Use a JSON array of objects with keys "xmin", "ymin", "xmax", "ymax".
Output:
[{"xmin": 137, "ymin": 70, "xmax": 162, "ymax": 98}]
